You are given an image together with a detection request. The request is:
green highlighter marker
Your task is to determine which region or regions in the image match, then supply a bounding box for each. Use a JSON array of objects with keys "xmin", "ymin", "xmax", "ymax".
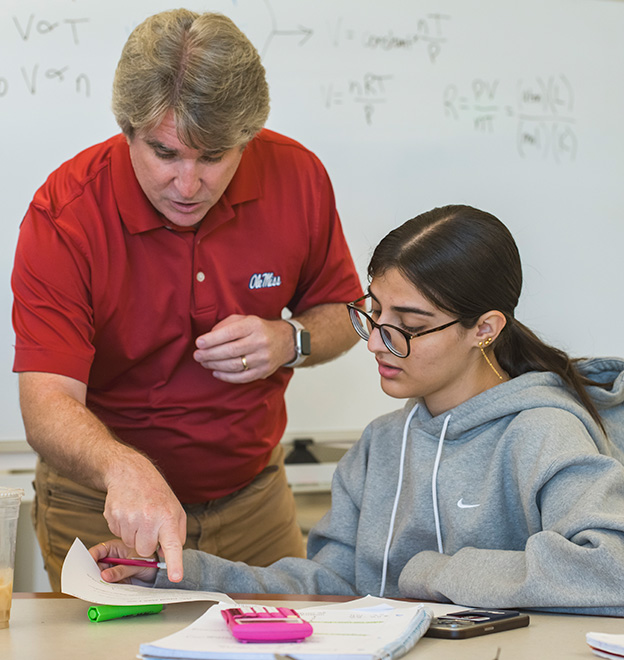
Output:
[{"xmin": 87, "ymin": 603, "xmax": 164, "ymax": 622}]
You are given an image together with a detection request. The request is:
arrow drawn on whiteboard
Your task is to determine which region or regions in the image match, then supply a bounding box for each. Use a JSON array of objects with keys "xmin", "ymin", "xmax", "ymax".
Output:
[{"xmin": 260, "ymin": 0, "xmax": 314, "ymax": 58}]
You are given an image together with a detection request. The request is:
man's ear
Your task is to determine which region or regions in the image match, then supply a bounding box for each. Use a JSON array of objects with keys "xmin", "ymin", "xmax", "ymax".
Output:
[{"xmin": 474, "ymin": 310, "xmax": 507, "ymax": 343}]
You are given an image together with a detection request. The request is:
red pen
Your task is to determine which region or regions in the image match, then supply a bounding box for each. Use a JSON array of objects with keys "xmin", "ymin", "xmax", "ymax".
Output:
[{"xmin": 101, "ymin": 556, "xmax": 167, "ymax": 569}]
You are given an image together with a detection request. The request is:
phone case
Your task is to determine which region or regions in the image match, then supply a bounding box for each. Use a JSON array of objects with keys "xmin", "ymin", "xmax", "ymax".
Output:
[
  {"xmin": 221, "ymin": 606, "xmax": 314, "ymax": 643},
  {"xmin": 425, "ymin": 609, "xmax": 530, "ymax": 639}
]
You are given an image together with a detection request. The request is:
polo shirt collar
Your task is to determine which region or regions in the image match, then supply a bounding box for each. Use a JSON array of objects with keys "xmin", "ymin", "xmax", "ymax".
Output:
[{"xmin": 110, "ymin": 133, "xmax": 262, "ymax": 235}]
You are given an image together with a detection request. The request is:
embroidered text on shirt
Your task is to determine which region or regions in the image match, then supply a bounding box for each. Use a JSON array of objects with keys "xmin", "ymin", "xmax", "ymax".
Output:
[{"xmin": 249, "ymin": 272, "xmax": 282, "ymax": 289}]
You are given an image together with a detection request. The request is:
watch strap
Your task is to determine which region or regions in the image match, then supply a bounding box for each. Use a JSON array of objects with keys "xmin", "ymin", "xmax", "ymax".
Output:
[{"xmin": 283, "ymin": 318, "xmax": 311, "ymax": 367}]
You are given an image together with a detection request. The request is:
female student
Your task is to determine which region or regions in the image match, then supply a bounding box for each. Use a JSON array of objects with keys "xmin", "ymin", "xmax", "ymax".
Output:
[{"xmin": 92, "ymin": 205, "xmax": 624, "ymax": 615}]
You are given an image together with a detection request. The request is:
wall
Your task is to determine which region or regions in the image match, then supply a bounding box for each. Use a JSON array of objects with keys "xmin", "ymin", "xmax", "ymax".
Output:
[{"xmin": 1, "ymin": 0, "xmax": 623, "ymax": 442}]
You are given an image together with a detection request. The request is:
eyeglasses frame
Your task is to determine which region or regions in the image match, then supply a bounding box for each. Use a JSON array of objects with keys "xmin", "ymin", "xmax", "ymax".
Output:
[{"xmin": 346, "ymin": 294, "xmax": 461, "ymax": 358}]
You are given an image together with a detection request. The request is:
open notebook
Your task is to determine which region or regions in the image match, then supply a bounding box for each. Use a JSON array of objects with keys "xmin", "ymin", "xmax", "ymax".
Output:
[{"xmin": 139, "ymin": 596, "xmax": 434, "ymax": 660}]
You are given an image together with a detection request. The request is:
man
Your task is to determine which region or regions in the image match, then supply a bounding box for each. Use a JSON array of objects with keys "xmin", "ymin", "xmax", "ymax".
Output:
[{"xmin": 11, "ymin": 9, "xmax": 362, "ymax": 590}]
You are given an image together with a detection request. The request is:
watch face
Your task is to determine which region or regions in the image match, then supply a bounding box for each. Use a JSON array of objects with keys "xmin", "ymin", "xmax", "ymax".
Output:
[{"xmin": 300, "ymin": 330, "xmax": 311, "ymax": 356}]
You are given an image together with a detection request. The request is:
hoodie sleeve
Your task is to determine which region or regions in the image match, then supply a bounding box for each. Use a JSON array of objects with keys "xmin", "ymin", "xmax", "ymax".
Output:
[
  {"xmin": 154, "ymin": 433, "xmax": 372, "ymax": 596},
  {"xmin": 153, "ymin": 549, "xmax": 359, "ymax": 595},
  {"xmin": 398, "ymin": 413, "xmax": 624, "ymax": 615}
]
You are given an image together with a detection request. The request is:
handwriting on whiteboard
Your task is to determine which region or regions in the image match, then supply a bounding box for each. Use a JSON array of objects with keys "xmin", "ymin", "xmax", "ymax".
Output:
[
  {"xmin": 322, "ymin": 73, "xmax": 394, "ymax": 126},
  {"xmin": 321, "ymin": 12, "xmax": 451, "ymax": 125},
  {"xmin": 1, "ymin": 12, "xmax": 91, "ymax": 98},
  {"xmin": 0, "ymin": 5, "xmax": 579, "ymax": 163},
  {"xmin": 444, "ymin": 74, "xmax": 577, "ymax": 162},
  {"xmin": 13, "ymin": 14, "xmax": 89, "ymax": 44},
  {"xmin": 327, "ymin": 13, "xmax": 451, "ymax": 64}
]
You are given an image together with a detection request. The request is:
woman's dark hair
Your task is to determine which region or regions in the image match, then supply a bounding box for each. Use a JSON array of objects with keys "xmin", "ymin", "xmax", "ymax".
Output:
[{"xmin": 368, "ymin": 205, "xmax": 609, "ymax": 430}]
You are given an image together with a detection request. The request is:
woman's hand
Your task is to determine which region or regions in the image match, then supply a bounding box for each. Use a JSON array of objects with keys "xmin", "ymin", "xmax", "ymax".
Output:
[{"xmin": 89, "ymin": 539, "xmax": 159, "ymax": 585}]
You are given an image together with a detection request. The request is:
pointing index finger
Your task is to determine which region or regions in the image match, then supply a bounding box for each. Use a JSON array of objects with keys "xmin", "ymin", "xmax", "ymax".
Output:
[{"xmin": 158, "ymin": 528, "xmax": 184, "ymax": 583}]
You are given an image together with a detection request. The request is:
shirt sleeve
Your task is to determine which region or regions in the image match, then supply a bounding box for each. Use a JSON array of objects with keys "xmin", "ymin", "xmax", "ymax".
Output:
[
  {"xmin": 12, "ymin": 201, "xmax": 95, "ymax": 382},
  {"xmin": 285, "ymin": 150, "xmax": 363, "ymax": 315}
]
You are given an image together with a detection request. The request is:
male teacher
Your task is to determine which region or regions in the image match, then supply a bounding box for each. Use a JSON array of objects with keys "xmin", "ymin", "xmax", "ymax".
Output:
[{"xmin": 11, "ymin": 9, "xmax": 362, "ymax": 590}]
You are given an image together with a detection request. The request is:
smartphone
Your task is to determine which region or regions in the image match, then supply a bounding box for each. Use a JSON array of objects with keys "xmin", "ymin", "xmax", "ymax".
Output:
[
  {"xmin": 425, "ymin": 608, "xmax": 530, "ymax": 639},
  {"xmin": 221, "ymin": 605, "xmax": 313, "ymax": 643}
]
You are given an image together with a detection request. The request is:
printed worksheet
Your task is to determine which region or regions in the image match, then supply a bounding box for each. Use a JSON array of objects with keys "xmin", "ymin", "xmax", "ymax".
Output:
[{"xmin": 61, "ymin": 538, "xmax": 235, "ymax": 606}]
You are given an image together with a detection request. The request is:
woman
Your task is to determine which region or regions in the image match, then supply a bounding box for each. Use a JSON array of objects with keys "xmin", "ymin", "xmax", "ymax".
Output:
[{"xmin": 92, "ymin": 205, "xmax": 624, "ymax": 614}]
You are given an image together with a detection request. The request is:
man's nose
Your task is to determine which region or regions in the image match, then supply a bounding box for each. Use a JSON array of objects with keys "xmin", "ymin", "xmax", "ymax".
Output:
[{"xmin": 175, "ymin": 162, "xmax": 202, "ymax": 198}]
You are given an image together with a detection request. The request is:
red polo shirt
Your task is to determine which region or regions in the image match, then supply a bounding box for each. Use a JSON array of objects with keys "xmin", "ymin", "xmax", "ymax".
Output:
[{"xmin": 12, "ymin": 129, "xmax": 362, "ymax": 502}]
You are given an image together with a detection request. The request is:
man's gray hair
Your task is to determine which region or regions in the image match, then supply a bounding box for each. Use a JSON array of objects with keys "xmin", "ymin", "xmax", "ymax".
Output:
[{"xmin": 112, "ymin": 9, "xmax": 270, "ymax": 151}]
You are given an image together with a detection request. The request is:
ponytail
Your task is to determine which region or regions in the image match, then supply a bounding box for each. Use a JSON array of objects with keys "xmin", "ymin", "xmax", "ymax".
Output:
[{"xmin": 495, "ymin": 318, "xmax": 610, "ymax": 433}]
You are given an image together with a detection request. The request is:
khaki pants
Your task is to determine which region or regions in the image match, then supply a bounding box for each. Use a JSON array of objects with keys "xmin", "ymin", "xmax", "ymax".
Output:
[{"xmin": 32, "ymin": 445, "xmax": 305, "ymax": 591}]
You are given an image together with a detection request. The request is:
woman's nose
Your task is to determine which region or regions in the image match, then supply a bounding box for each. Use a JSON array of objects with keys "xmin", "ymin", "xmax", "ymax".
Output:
[{"xmin": 367, "ymin": 325, "xmax": 386, "ymax": 353}]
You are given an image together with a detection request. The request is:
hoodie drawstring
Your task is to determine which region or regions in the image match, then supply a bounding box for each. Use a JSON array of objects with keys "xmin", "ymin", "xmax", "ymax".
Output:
[
  {"xmin": 432, "ymin": 414, "xmax": 451, "ymax": 554},
  {"xmin": 379, "ymin": 402, "xmax": 419, "ymax": 597},
  {"xmin": 379, "ymin": 407, "xmax": 451, "ymax": 597}
]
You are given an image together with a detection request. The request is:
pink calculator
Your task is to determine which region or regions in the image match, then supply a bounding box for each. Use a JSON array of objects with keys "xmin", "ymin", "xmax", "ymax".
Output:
[{"xmin": 221, "ymin": 605, "xmax": 313, "ymax": 643}]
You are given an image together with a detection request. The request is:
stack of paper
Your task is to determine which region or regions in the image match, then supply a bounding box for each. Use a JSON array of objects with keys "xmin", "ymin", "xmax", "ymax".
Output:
[
  {"xmin": 139, "ymin": 596, "xmax": 433, "ymax": 660},
  {"xmin": 587, "ymin": 632, "xmax": 624, "ymax": 659}
]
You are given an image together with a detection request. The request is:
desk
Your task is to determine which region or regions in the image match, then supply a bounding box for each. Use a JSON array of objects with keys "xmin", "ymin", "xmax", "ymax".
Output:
[{"xmin": 1, "ymin": 593, "xmax": 621, "ymax": 659}]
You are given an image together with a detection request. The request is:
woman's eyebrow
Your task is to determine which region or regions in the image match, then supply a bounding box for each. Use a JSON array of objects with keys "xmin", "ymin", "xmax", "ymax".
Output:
[
  {"xmin": 368, "ymin": 287, "xmax": 435, "ymax": 317},
  {"xmin": 393, "ymin": 305, "xmax": 434, "ymax": 317}
]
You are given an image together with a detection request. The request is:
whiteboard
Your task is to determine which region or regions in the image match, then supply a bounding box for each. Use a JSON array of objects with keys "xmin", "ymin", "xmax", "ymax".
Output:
[{"xmin": 1, "ymin": 0, "xmax": 623, "ymax": 441}]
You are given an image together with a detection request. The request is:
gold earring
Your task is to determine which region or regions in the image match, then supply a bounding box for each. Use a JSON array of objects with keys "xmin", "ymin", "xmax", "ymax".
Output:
[{"xmin": 478, "ymin": 338, "xmax": 503, "ymax": 381}]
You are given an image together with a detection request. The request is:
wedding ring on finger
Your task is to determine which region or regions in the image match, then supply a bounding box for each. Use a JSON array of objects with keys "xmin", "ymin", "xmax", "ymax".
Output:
[{"xmin": 241, "ymin": 355, "xmax": 249, "ymax": 371}]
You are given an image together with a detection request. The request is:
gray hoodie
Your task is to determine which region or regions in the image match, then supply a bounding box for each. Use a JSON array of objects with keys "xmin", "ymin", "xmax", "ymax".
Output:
[{"xmin": 157, "ymin": 357, "xmax": 624, "ymax": 615}]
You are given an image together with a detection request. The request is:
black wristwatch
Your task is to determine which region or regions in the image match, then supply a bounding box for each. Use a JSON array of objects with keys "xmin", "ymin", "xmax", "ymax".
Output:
[{"xmin": 283, "ymin": 319, "xmax": 311, "ymax": 367}]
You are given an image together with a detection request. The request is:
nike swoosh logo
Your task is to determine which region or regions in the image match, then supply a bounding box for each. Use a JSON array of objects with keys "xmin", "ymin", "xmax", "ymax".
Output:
[{"xmin": 457, "ymin": 498, "xmax": 480, "ymax": 509}]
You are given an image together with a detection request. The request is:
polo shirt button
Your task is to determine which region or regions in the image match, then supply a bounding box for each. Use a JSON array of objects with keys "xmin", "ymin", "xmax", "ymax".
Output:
[{"xmin": 196, "ymin": 271, "xmax": 205, "ymax": 282}]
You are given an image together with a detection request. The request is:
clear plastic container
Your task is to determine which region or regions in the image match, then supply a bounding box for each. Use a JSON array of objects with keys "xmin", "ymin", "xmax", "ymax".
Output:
[{"xmin": 0, "ymin": 487, "xmax": 24, "ymax": 628}]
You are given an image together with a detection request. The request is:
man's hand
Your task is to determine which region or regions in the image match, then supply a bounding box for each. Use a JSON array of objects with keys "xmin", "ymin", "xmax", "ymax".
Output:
[
  {"xmin": 104, "ymin": 464, "xmax": 186, "ymax": 583},
  {"xmin": 193, "ymin": 315, "xmax": 293, "ymax": 383}
]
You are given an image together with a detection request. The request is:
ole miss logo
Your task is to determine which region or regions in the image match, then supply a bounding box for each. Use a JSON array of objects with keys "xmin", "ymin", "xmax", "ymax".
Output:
[{"xmin": 249, "ymin": 272, "xmax": 282, "ymax": 289}]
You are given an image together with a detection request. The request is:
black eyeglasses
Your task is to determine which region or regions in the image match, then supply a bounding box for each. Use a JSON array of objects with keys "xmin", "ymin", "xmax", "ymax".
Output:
[{"xmin": 346, "ymin": 294, "xmax": 460, "ymax": 358}]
